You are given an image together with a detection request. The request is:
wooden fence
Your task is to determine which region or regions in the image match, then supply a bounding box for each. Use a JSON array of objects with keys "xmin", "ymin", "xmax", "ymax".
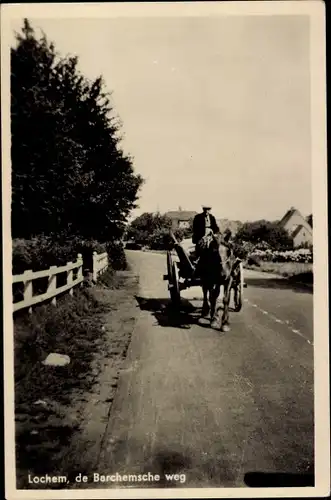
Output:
[
  {"xmin": 92, "ymin": 251, "xmax": 108, "ymax": 282},
  {"xmin": 13, "ymin": 251, "xmax": 109, "ymax": 313}
]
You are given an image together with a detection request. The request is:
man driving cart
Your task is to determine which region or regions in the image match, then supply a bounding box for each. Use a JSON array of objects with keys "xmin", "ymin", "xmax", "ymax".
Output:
[
  {"xmin": 192, "ymin": 204, "xmax": 220, "ymax": 248},
  {"xmin": 190, "ymin": 204, "xmax": 244, "ymax": 285},
  {"xmin": 190, "ymin": 204, "xmax": 220, "ymax": 276}
]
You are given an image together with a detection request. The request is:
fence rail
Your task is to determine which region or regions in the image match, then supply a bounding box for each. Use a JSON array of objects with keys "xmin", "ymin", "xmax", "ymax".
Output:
[
  {"xmin": 92, "ymin": 251, "xmax": 108, "ymax": 281},
  {"xmin": 13, "ymin": 250, "xmax": 109, "ymax": 313}
]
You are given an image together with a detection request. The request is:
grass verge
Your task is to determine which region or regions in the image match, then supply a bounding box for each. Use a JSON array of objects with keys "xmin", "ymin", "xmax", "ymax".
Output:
[
  {"xmin": 14, "ymin": 264, "xmax": 139, "ymax": 489},
  {"xmin": 244, "ymin": 261, "xmax": 313, "ymax": 284},
  {"xmin": 14, "ymin": 287, "xmax": 110, "ymax": 486},
  {"xmin": 14, "ymin": 288, "xmax": 109, "ymax": 404},
  {"xmin": 98, "ymin": 266, "xmax": 130, "ymax": 289}
]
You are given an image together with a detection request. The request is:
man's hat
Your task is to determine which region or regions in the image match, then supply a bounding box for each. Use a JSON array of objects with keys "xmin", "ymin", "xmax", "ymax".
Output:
[{"xmin": 202, "ymin": 204, "xmax": 212, "ymax": 209}]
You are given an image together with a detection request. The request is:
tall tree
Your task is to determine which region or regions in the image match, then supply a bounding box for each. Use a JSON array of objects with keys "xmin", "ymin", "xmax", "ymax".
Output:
[
  {"xmin": 235, "ymin": 220, "xmax": 293, "ymax": 250},
  {"xmin": 126, "ymin": 213, "xmax": 173, "ymax": 243},
  {"xmin": 11, "ymin": 19, "xmax": 143, "ymax": 241}
]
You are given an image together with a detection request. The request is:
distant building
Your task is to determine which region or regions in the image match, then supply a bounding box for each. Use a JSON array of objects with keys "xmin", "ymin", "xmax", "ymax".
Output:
[
  {"xmin": 166, "ymin": 208, "xmax": 197, "ymax": 231},
  {"xmin": 279, "ymin": 207, "xmax": 313, "ymax": 247},
  {"xmin": 165, "ymin": 209, "xmax": 243, "ymax": 236}
]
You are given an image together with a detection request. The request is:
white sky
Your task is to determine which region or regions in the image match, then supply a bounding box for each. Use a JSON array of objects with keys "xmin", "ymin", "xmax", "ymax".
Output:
[{"xmin": 10, "ymin": 15, "xmax": 312, "ymax": 222}]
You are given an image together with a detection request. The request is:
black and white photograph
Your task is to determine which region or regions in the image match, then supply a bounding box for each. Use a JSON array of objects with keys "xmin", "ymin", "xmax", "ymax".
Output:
[{"xmin": 2, "ymin": 2, "xmax": 329, "ymax": 499}]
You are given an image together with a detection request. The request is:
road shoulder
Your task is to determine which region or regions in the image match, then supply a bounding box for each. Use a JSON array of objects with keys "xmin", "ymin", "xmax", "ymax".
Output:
[{"xmin": 15, "ymin": 268, "xmax": 140, "ymax": 490}]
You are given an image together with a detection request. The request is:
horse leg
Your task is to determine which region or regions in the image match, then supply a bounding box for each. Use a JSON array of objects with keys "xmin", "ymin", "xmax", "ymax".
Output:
[
  {"xmin": 201, "ymin": 284, "xmax": 210, "ymax": 317},
  {"xmin": 210, "ymin": 284, "xmax": 221, "ymax": 329},
  {"xmin": 221, "ymin": 278, "xmax": 232, "ymax": 332}
]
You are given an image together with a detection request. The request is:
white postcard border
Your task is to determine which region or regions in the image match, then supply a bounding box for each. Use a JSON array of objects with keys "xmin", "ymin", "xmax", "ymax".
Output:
[{"xmin": 2, "ymin": 2, "xmax": 329, "ymax": 499}]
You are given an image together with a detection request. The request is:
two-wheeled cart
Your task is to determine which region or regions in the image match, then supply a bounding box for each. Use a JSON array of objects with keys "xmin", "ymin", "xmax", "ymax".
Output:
[{"xmin": 163, "ymin": 234, "xmax": 245, "ymax": 311}]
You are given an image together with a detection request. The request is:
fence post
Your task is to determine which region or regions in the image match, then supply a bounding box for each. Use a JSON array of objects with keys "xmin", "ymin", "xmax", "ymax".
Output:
[
  {"xmin": 77, "ymin": 254, "xmax": 83, "ymax": 285},
  {"xmin": 48, "ymin": 266, "xmax": 57, "ymax": 306},
  {"xmin": 23, "ymin": 270, "xmax": 33, "ymax": 314},
  {"xmin": 67, "ymin": 262, "xmax": 73, "ymax": 296},
  {"xmin": 103, "ymin": 253, "xmax": 108, "ymax": 274},
  {"xmin": 92, "ymin": 251, "xmax": 98, "ymax": 282}
]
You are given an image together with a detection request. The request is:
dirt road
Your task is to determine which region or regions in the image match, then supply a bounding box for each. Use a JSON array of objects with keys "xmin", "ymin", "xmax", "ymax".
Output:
[{"xmin": 96, "ymin": 250, "xmax": 314, "ymax": 488}]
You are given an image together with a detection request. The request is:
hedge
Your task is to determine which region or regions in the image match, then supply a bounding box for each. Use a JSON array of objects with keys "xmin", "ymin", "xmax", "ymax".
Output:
[
  {"xmin": 250, "ymin": 248, "xmax": 313, "ymax": 264},
  {"xmin": 12, "ymin": 236, "xmax": 127, "ymax": 275}
]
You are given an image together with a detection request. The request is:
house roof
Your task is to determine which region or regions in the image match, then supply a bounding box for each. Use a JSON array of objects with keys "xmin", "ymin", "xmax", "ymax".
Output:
[
  {"xmin": 292, "ymin": 224, "xmax": 312, "ymax": 238},
  {"xmin": 166, "ymin": 211, "xmax": 197, "ymax": 220},
  {"xmin": 292, "ymin": 224, "xmax": 304, "ymax": 238},
  {"xmin": 279, "ymin": 206, "xmax": 312, "ymax": 235},
  {"xmin": 279, "ymin": 207, "xmax": 300, "ymax": 227}
]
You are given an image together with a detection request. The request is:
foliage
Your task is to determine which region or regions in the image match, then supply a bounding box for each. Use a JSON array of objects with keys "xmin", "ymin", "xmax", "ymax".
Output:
[
  {"xmin": 106, "ymin": 241, "xmax": 127, "ymax": 270},
  {"xmin": 231, "ymin": 242, "xmax": 250, "ymax": 260},
  {"xmin": 126, "ymin": 212, "xmax": 172, "ymax": 244},
  {"xmin": 147, "ymin": 228, "xmax": 172, "ymax": 250},
  {"xmin": 174, "ymin": 218, "xmax": 194, "ymax": 240},
  {"xmin": 173, "ymin": 227, "xmax": 190, "ymax": 242},
  {"xmin": 12, "ymin": 236, "xmax": 107, "ymax": 274},
  {"xmin": 125, "ymin": 212, "xmax": 193, "ymax": 250},
  {"xmin": 235, "ymin": 220, "xmax": 293, "ymax": 250},
  {"xmin": 249, "ymin": 248, "xmax": 313, "ymax": 264},
  {"xmin": 306, "ymin": 214, "xmax": 313, "ymax": 228},
  {"xmin": 12, "ymin": 235, "xmax": 127, "ymax": 277},
  {"xmin": 11, "ymin": 19, "xmax": 143, "ymax": 242}
]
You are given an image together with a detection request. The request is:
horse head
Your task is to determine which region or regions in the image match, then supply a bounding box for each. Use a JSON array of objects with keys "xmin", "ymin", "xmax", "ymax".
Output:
[
  {"xmin": 198, "ymin": 232, "xmax": 214, "ymax": 251},
  {"xmin": 197, "ymin": 231, "xmax": 235, "ymax": 280},
  {"xmin": 213, "ymin": 233, "xmax": 235, "ymax": 280}
]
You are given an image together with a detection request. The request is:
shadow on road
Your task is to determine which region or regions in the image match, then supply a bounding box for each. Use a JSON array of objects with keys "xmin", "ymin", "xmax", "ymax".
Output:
[
  {"xmin": 135, "ymin": 296, "xmax": 200, "ymax": 328},
  {"xmin": 135, "ymin": 296, "xmax": 238, "ymax": 329},
  {"xmin": 245, "ymin": 277, "xmax": 313, "ymax": 294}
]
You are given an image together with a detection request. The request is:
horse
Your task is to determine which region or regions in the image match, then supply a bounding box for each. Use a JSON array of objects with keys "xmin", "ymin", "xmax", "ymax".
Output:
[{"xmin": 197, "ymin": 231, "xmax": 237, "ymax": 332}]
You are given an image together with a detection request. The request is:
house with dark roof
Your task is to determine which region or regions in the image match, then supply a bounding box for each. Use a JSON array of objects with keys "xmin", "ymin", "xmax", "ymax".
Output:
[
  {"xmin": 166, "ymin": 208, "xmax": 197, "ymax": 231},
  {"xmin": 165, "ymin": 209, "xmax": 243, "ymax": 236},
  {"xmin": 279, "ymin": 207, "xmax": 313, "ymax": 247}
]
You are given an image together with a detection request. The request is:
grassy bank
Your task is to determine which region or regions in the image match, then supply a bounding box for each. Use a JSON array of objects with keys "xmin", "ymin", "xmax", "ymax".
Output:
[
  {"xmin": 14, "ymin": 288, "xmax": 109, "ymax": 405},
  {"xmin": 14, "ymin": 262, "xmax": 138, "ymax": 488},
  {"xmin": 14, "ymin": 287, "xmax": 109, "ymax": 486},
  {"xmin": 244, "ymin": 261, "xmax": 313, "ymax": 284}
]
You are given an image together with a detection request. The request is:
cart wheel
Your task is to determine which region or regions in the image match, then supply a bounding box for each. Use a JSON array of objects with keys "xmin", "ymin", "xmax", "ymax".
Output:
[
  {"xmin": 166, "ymin": 250, "xmax": 172, "ymax": 278},
  {"xmin": 167, "ymin": 251, "xmax": 181, "ymax": 307},
  {"xmin": 233, "ymin": 262, "xmax": 243, "ymax": 312},
  {"xmin": 170, "ymin": 261, "xmax": 181, "ymax": 306}
]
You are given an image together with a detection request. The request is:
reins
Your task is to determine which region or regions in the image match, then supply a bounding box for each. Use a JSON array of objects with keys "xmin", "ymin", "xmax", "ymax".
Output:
[{"xmin": 199, "ymin": 233, "xmax": 234, "ymax": 266}]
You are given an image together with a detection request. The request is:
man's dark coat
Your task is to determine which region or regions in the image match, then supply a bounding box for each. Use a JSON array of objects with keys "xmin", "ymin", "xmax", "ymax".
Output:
[{"xmin": 192, "ymin": 212, "xmax": 219, "ymax": 244}]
